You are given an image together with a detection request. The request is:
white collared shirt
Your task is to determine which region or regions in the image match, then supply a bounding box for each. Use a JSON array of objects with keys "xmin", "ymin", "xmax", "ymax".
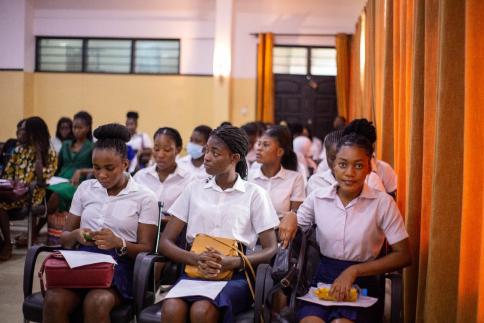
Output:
[
  {"xmin": 70, "ymin": 176, "xmax": 159, "ymax": 243},
  {"xmin": 307, "ymin": 169, "xmax": 386, "ymax": 195},
  {"xmin": 177, "ymin": 154, "xmax": 211, "ymax": 180},
  {"xmin": 133, "ymin": 163, "xmax": 194, "ymax": 211},
  {"xmin": 248, "ymin": 166, "xmax": 305, "ymax": 217},
  {"xmin": 372, "ymin": 158, "xmax": 398, "ymax": 193},
  {"xmin": 168, "ymin": 175, "xmax": 280, "ymax": 249},
  {"xmin": 297, "ymin": 184, "xmax": 408, "ymax": 262}
]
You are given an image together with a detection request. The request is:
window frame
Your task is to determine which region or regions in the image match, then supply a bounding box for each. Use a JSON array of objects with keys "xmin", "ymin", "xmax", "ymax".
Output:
[
  {"xmin": 35, "ymin": 36, "xmax": 181, "ymax": 75},
  {"xmin": 273, "ymin": 44, "xmax": 336, "ymax": 76}
]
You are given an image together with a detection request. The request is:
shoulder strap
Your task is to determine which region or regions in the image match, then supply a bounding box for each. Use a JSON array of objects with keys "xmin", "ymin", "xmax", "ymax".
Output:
[{"xmin": 154, "ymin": 202, "xmax": 164, "ymax": 253}]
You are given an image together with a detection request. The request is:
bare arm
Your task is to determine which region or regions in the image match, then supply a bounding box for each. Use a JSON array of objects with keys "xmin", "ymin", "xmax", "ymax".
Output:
[{"xmin": 158, "ymin": 216, "xmax": 196, "ymax": 265}]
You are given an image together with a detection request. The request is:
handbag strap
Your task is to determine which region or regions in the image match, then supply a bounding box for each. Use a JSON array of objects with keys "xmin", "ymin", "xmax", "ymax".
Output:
[
  {"xmin": 199, "ymin": 234, "xmax": 256, "ymax": 300},
  {"xmin": 38, "ymin": 253, "xmax": 54, "ymax": 296}
]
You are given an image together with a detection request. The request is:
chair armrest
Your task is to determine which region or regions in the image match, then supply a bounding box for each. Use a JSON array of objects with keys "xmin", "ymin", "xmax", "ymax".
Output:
[
  {"xmin": 23, "ymin": 245, "xmax": 64, "ymax": 297},
  {"xmin": 254, "ymin": 264, "xmax": 273, "ymax": 323},
  {"xmin": 133, "ymin": 252, "xmax": 168, "ymax": 317},
  {"xmin": 386, "ymin": 271, "xmax": 403, "ymax": 323}
]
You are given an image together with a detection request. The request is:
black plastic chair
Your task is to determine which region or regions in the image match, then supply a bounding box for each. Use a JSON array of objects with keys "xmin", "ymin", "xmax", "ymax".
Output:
[
  {"xmin": 132, "ymin": 251, "xmax": 275, "ymax": 323},
  {"xmin": 22, "ymin": 245, "xmax": 135, "ymax": 323},
  {"xmin": 281, "ymin": 227, "xmax": 403, "ymax": 323}
]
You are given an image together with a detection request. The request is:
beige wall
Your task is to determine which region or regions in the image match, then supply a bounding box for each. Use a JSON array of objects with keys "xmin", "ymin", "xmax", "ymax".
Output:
[{"xmin": 0, "ymin": 71, "xmax": 257, "ymax": 145}]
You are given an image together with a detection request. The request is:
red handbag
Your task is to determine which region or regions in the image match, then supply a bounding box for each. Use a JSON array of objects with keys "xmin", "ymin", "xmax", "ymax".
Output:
[
  {"xmin": 0, "ymin": 179, "xmax": 29, "ymax": 202},
  {"xmin": 38, "ymin": 251, "xmax": 115, "ymax": 295}
]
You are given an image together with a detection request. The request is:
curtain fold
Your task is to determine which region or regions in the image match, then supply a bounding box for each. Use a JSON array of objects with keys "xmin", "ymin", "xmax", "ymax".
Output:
[
  {"xmin": 256, "ymin": 33, "xmax": 274, "ymax": 123},
  {"xmin": 335, "ymin": 33, "xmax": 351, "ymax": 120}
]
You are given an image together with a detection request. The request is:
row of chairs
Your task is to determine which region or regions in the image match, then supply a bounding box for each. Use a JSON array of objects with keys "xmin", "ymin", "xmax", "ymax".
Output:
[{"xmin": 21, "ymin": 227, "xmax": 403, "ymax": 323}]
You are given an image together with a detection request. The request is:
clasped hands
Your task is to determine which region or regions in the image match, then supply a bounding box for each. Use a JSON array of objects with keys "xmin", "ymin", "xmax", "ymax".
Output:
[{"xmin": 196, "ymin": 247, "xmax": 236, "ymax": 279}]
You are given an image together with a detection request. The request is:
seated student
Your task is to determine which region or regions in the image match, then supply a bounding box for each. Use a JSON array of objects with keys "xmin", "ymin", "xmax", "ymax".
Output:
[
  {"xmin": 342, "ymin": 119, "xmax": 397, "ymax": 197},
  {"xmin": 0, "ymin": 117, "xmax": 57, "ymax": 260},
  {"xmin": 177, "ymin": 125, "xmax": 212, "ymax": 179},
  {"xmin": 134, "ymin": 127, "xmax": 194, "ymax": 210},
  {"xmin": 159, "ymin": 125, "xmax": 279, "ymax": 323},
  {"xmin": 279, "ymin": 133, "xmax": 411, "ymax": 323},
  {"xmin": 248, "ymin": 125, "xmax": 305, "ymax": 218},
  {"xmin": 44, "ymin": 111, "xmax": 94, "ymax": 246},
  {"xmin": 0, "ymin": 119, "xmax": 25, "ymax": 176},
  {"xmin": 125, "ymin": 111, "xmax": 153, "ymax": 173},
  {"xmin": 307, "ymin": 130, "xmax": 385, "ymax": 195},
  {"xmin": 42, "ymin": 123, "xmax": 158, "ymax": 323},
  {"xmin": 51, "ymin": 117, "xmax": 74, "ymax": 154}
]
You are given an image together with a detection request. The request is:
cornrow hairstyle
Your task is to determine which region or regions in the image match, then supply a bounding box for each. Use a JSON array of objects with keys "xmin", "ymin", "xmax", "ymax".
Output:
[
  {"xmin": 324, "ymin": 129, "xmax": 344, "ymax": 151},
  {"xmin": 210, "ymin": 125, "xmax": 249, "ymax": 179},
  {"xmin": 154, "ymin": 127, "xmax": 183, "ymax": 148},
  {"xmin": 193, "ymin": 125, "xmax": 213, "ymax": 143},
  {"xmin": 93, "ymin": 123, "xmax": 130, "ymax": 158},
  {"xmin": 24, "ymin": 116, "xmax": 51, "ymax": 166},
  {"xmin": 343, "ymin": 118, "xmax": 377, "ymax": 145},
  {"xmin": 336, "ymin": 133, "xmax": 374, "ymax": 159},
  {"xmin": 264, "ymin": 125, "xmax": 298, "ymax": 171},
  {"xmin": 73, "ymin": 110, "xmax": 93, "ymax": 141},
  {"xmin": 126, "ymin": 111, "xmax": 139, "ymax": 120},
  {"xmin": 55, "ymin": 117, "xmax": 74, "ymax": 141}
]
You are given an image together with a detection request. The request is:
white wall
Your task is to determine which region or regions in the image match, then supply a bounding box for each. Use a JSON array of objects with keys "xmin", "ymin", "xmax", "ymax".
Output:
[{"xmin": 0, "ymin": 0, "xmax": 27, "ymax": 69}]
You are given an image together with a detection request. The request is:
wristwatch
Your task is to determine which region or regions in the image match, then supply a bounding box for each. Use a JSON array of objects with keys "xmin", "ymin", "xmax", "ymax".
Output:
[{"xmin": 116, "ymin": 238, "xmax": 128, "ymax": 256}]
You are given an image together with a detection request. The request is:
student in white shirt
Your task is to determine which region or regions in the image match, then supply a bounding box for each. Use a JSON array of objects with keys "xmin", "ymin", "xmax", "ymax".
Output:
[
  {"xmin": 159, "ymin": 125, "xmax": 279, "ymax": 323},
  {"xmin": 43, "ymin": 124, "xmax": 159, "ymax": 323},
  {"xmin": 343, "ymin": 118, "xmax": 397, "ymax": 197},
  {"xmin": 248, "ymin": 125, "xmax": 305, "ymax": 217},
  {"xmin": 177, "ymin": 124, "xmax": 212, "ymax": 180},
  {"xmin": 134, "ymin": 127, "xmax": 194, "ymax": 211},
  {"xmin": 126, "ymin": 111, "xmax": 154, "ymax": 173},
  {"xmin": 279, "ymin": 133, "xmax": 411, "ymax": 323}
]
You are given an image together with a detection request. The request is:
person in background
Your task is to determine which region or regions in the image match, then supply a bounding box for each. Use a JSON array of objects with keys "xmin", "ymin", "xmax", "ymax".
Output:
[
  {"xmin": 177, "ymin": 125, "xmax": 212, "ymax": 179},
  {"xmin": 125, "ymin": 111, "xmax": 153, "ymax": 173},
  {"xmin": 42, "ymin": 123, "xmax": 158, "ymax": 322},
  {"xmin": 302, "ymin": 126, "xmax": 323, "ymax": 163},
  {"xmin": 333, "ymin": 115, "xmax": 347, "ymax": 130},
  {"xmin": 0, "ymin": 119, "xmax": 25, "ymax": 176},
  {"xmin": 0, "ymin": 117, "xmax": 57, "ymax": 260},
  {"xmin": 241, "ymin": 122, "xmax": 261, "ymax": 167},
  {"xmin": 51, "ymin": 117, "xmax": 74, "ymax": 154}
]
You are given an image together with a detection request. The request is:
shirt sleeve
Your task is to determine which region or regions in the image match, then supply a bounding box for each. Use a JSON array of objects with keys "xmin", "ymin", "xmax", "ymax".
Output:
[
  {"xmin": 290, "ymin": 172, "xmax": 306, "ymax": 202},
  {"xmin": 379, "ymin": 196, "xmax": 409, "ymax": 245},
  {"xmin": 168, "ymin": 181, "xmax": 193, "ymax": 223},
  {"xmin": 250, "ymin": 187, "xmax": 280, "ymax": 234},
  {"xmin": 297, "ymin": 192, "xmax": 316, "ymax": 231},
  {"xmin": 142, "ymin": 133, "xmax": 154, "ymax": 149},
  {"xmin": 69, "ymin": 181, "xmax": 85, "ymax": 217},
  {"xmin": 138, "ymin": 190, "xmax": 159, "ymax": 226}
]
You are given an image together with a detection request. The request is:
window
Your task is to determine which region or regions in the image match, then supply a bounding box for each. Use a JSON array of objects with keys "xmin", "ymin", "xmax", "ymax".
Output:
[
  {"xmin": 36, "ymin": 37, "xmax": 180, "ymax": 74},
  {"xmin": 273, "ymin": 46, "xmax": 337, "ymax": 76}
]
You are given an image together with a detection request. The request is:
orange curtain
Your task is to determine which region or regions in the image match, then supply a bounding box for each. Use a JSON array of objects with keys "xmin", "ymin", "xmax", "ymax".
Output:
[
  {"xmin": 349, "ymin": 0, "xmax": 484, "ymax": 321},
  {"xmin": 335, "ymin": 33, "xmax": 351, "ymax": 120},
  {"xmin": 256, "ymin": 33, "xmax": 274, "ymax": 123}
]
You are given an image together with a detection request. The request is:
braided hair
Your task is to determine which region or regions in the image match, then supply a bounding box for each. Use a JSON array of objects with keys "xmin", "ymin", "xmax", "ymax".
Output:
[
  {"xmin": 264, "ymin": 125, "xmax": 298, "ymax": 171},
  {"xmin": 93, "ymin": 123, "xmax": 130, "ymax": 158},
  {"xmin": 210, "ymin": 125, "xmax": 249, "ymax": 179},
  {"xmin": 336, "ymin": 133, "xmax": 374, "ymax": 159},
  {"xmin": 342, "ymin": 118, "xmax": 376, "ymax": 145},
  {"xmin": 324, "ymin": 129, "xmax": 344, "ymax": 151},
  {"xmin": 154, "ymin": 127, "xmax": 183, "ymax": 148}
]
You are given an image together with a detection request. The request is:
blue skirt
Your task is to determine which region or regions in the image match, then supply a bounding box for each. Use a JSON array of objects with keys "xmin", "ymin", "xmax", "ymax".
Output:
[
  {"xmin": 78, "ymin": 246, "xmax": 135, "ymax": 300},
  {"xmin": 166, "ymin": 271, "xmax": 252, "ymax": 323},
  {"xmin": 297, "ymin": 256, "xmax": 380, "ymax": 322}
]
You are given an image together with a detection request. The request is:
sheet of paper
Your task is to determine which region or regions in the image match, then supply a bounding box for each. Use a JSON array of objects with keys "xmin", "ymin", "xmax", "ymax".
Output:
[
  {"xmin": 164, "ymin": 279, "xmax": 228, "ymax": 300},
  {"xmin": 47, "ymin": 176, "xmax": 70, "ymax": 185},
  {"xmin": 298, "ymin": 287, "xmax": 378, "ymax": 308},
  {"xmin": 58, "ymin": 250, "xmax": 117, "ymax": 268}
]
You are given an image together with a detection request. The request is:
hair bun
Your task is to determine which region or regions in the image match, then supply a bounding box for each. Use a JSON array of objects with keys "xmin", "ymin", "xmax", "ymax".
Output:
[{"xmin": 93, "ymin": 123, "xmax": 130, "ymax": 142}]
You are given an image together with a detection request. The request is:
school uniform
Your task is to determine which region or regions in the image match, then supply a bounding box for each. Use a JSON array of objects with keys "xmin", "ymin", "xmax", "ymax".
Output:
[
  {"xmin": 296, "ymin": 183, "xmax": 408, "ymax": 321},
  {"xmin": 248, "ymin": 166, "xmax": 305, "ymax": 217},
  {"xmin": 167, "ymin": 175, "xmax": 279, "ymax": 322},
  {"xmin": 127, "ymin": 132, "xmax": 153, "ymax": 173},
  {"xmin": 372, "ymin": 157, "xmax": 398, "ymax": 194},
  {"xmin": 306, "ymin": 169, "xmax": 386, "ymax": 195},
  {"xmin": 70, "ymin": 175, "xmax": 159, "ymax": 299},
  {"xmin": 177, "ymin": 154, "xmax": 211, "ymax": 180},
  {"xmin": 133, "ymin": 163, "xmax": 194, "ymax": 210}
]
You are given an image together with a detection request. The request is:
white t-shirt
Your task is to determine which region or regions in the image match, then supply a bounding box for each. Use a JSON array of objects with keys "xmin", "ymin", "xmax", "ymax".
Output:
[
  {"xmin": 70, "ymin": 176, "xmax": 159, "ymax": 243},
  {"xmin": 133, "ymin": 164, "xmax": 194, "ymax": 211},
  {"xmin": 51, "ymin": 137, "xmax": 63, "ymax": 154},
  {"xmin": 176, "ymin": 154, "xmax": 211, "ymax": 180},
  {"xmin": 372, "ymin": 158, "xmax": 398, "ymax": 193},
  {"xmin": 248, "ymin": 166, "xmax": 305, "ymax": 217},
  {"xmin": 127, "ymin": 132, "xmax": 154, "ymax": 173},
  {"xmin": 168, "ymin": 175, "xmax": 280, "ymax": 249},
  {"xmin": 297, "ymin": 184, "xmax": 408, "ymax": 262}
]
